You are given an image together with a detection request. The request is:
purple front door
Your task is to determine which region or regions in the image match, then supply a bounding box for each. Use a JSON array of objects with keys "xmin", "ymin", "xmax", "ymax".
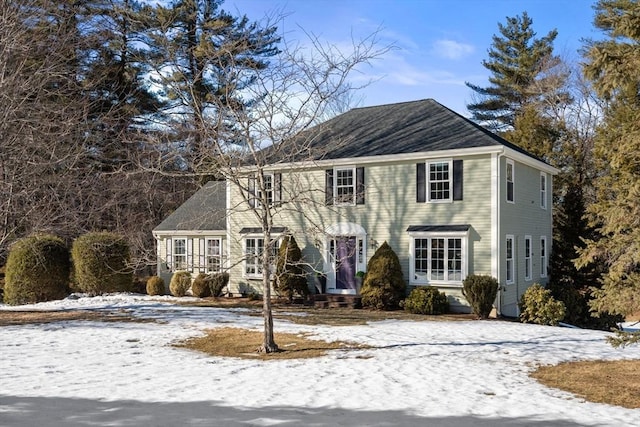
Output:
[{"xmin": 335, "ymin": 237, "xmax": 357, "ymax": 290}]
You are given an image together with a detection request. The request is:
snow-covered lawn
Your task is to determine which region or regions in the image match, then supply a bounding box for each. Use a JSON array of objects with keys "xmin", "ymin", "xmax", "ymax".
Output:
[{"xmin": 1, "ymin": 294, "xmax": 638, "ymax": 427}]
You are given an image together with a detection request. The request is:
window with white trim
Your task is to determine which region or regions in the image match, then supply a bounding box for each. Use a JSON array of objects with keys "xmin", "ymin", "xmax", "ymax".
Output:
[
  {"xmin": 258, "ymin": 174, "xmax": 274, "ymax": 206},
  {"xmin": 409, "ymin": 231, "xmax": 467, "ymax": 285},
  {"xmin": 428, "ymin": 160, "xmax": 452, "ymax": 202},
  {"xmin": 524, "ymin": 235, "xmax": 532, "ymax": 281},
  {"xmin": 206, "ymin": 238, "xmax": 222, "ymax": 273},
  {"xmin": 506, "ymin": 159, "xmax": 514, "ymax": 203},
  {"xmin": 540, "ymin": 236, "xmax": 547, "ymax": 278},
  {"xmin": 540, "ymin": 172, "xmax": 547, "ymax": 209},
  {"xmin": 244, "ymin": 236, "xmax": 279, "ymax": 278},
  {"xmin": 173, "ymin": 238, "xmax": 187, "ymax": 270},
  {"xmin": 506, "ymin": 235, "xmax": 514, "ymax": 284},
  {"xmin": 335, "ymin": 167, "xmax": 355, "ymax": 205}
]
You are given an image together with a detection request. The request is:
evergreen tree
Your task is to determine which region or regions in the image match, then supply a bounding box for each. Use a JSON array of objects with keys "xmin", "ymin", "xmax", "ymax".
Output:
[
  {"xmin": 360, "ymin": 242, "xmax": 405, "ymax": 310},
  {"xmin": 81, "ymin": 0, "xmax": 165, "ymax": 171},
  {"xmin": 466, "ymin": 12, "xmax": 564, "ymax": 134},
  {"xmin": 578, "ymin": 0, "xmax": 640, "ymax": 320},
  {"xmin": 144, "ymin": 0, "xmax": 280, "ymax": 172},
  {"xmin": 274, "ymin": 236, "xmax": 308, "ymax": 302}
]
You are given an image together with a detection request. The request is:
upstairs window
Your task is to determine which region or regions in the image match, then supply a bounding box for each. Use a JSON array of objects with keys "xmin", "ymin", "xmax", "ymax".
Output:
[
  {"xmin": 540, "ymin": 172, "xmax": 547, "ymax": 209},
  {"xmin": 429, "ymin": 161, "xmax": 451, "ymax": 201},
  {"xmin": 259, "ymin": 174, "xmax": 274, "ymax": 206},
  {"xmin": 506, "ymin": 159, "xmax": 514, "ymax": 203},
  {"xmin": 248, "ymin": 173, "xmax": 281, "ymax": 208},
  {"xmin": 336, "ymin": 168, "xmax": 355, "ymax": 204},
  {"xmin": 416, "ymin": 160, "xmax": 463, "ymax": 203},
  {"xmin": 325, "ymin": 167, "xmax": 365, "ymax": 206}
]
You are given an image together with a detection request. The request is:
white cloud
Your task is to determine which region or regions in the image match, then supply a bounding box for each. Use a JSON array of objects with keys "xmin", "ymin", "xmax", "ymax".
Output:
[{"xmin": 432, "ymin": 39, "xmax": 474, "ymax": 60}]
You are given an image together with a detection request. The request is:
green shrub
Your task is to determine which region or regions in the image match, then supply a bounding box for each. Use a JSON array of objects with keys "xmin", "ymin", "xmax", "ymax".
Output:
[
  {"xmin": 274, "ymin": 236, "xmax": 308, "ymax": 302},
  {"xmin": 519, "ymin": 283, "xmax": 566, "ymax": 326},
  {"xmin": 209, "ymin": 272, "xmax": 229, "ymax": 297},
  {"xmin": 146, "ymin": 276, "xmax": 165, "ymax": 296},
  {"xmin": 360, "ymin": 242, "xmax": 405, "ymax": 310},
  {"xmin": 170, "ymin": 271, "xmax": 191, "ymax": 297},
  {"xmin": 4, "ymin": 234, "xmax": 70, "ymax": 305},
  {"xmin": 72, "ymin": 232, "xmax": 132, "ymax": 295},
  {"xmin": 462, "ymin": 274, "xmax": 499, "ymax": 319},
  {"xmin": 547, "ymin": 279, "xmax": 623, "ymax": 330},
  {"xmin": 191, "ymin": 273, "xmax": 212, "ymax": 298},
  {"xmin": 402, "ymin": 287, "xmax": 449, "ymax": 315}
]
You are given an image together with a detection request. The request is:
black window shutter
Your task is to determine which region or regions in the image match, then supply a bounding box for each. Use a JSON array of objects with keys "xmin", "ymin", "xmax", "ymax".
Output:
[
  {"xmin": 248, "ymin": 174, "xmax": 256, "ymax": 208},
  {"xmin": 453, "ymin": 160, "xmax": 463, "ymax": 201},
  {"xmin": 325, "ymin": 169, "xmax": 334, "ymax": 206},
  {"xmin": 274, "ymin": 173, "xmax": 282, "ymax": 206},
  {"xmin": 356, "ymin": 167, "xmax": 365, "ymax": 205},
  {"xmin": 416, "ymin": 163, "xmax": 426, "ymax": 203}
]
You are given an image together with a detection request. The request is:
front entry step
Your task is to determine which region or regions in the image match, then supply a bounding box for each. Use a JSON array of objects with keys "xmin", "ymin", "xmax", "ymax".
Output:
[{"xmin": 312, "ymin": 294, "xmax": 362, "ymax": 309}]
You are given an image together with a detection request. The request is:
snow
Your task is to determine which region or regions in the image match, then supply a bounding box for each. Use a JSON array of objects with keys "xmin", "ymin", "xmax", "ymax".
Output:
[{"xmin": 1, "ymin": 294, "xmax": 638, "ymax": 427}]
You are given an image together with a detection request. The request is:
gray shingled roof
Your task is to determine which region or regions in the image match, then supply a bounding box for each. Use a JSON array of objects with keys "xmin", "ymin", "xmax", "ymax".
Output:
[
  {"xmin": 274, "ymin": 99, "xmax": 539, "ymax": 162},
  {"xmin": 154, "ymin": 181, "xmax": 226, "ymax": 232}
]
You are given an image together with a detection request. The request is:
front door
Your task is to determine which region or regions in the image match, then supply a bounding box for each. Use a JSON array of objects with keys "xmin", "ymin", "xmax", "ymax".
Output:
[{"xmin": 335, "ymin": 236, "xmax": 357, "ymax": 292}]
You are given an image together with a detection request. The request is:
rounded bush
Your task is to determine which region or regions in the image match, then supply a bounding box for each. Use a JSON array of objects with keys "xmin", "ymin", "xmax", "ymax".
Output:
[
  {"xmin": 519, "ymin": 283, "xmax": 566, "ymax": 326},
  {"xmin": 4, "ymin": 234, "xmax": 70, "ymax": 305},
  {"xmin": 146, "ymin": 276, "xmax": 165, "ymax": 296},
  {"xmin": 462, "ymin": 274, "xmax": 499, "ymax": 319},
  {"xmin": 402, "ymin": 287, "xmax": 449, "ymax": 315},
  {"xmin": 209, "ymin": 272, "xmax": 229, "ymax": 297},
  {"xmin": 170, "ymin": 271, "xmax": 191, "ymax": 297},
  {"xmin": 360, "ymin": 242, "xmax": 406, "ymax": 310},
  {"xmin": 275, "ymin": 236, "xmax": 308, "ymax": 302},
  {"xmin": 191, "ymin": 273, "xmax": 212, "ymax": 298},
  {"xmin": 72, "ymin": 232, "xmax": 132, "ymax": 295}
]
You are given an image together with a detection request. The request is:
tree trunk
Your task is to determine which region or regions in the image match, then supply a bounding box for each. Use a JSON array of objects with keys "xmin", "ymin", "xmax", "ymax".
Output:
[{"xmin": 259, "ymin": 228, "xmax": 279, "ymax": 353}]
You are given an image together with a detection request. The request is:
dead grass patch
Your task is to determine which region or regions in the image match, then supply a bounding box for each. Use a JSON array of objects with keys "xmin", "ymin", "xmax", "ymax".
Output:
[
  {"xmin": 175, "ymin": 327, "xmax": 368, "ymax": 360},
  {"xmin": 274, "ymin": 308, "xmax": 476, "ymax": 326},
  {"xmin": 0, "ymin": 310, "xmax": 155, "ymax": 326},
  {"xmin": 178, "ymin": 298, "xmax": 476, "ymax": 326},
  {"xmin": 531, "ymin": 359, "xmax": 640, "ymax": 409}
]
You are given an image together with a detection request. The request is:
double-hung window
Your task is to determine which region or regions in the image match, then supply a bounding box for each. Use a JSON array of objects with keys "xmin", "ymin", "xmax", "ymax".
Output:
[
  {"xmin": 540, "ymin": 172, "xmax": 547, "ymax": 209},
  {"xmin": 244, "ymin": 236, "xmax": 279, "ymax": 278},
  {"xmin": 540, "ymin": 236, "xmax": 547, "ymax": 278},
  {"xmin": 325, "ymin": 167, "xmax": 365, "ymax": 206},
  {"xmin": 248, "ymin": 173, "xmax": 281, "ymax": 208},
  {"xmin": 428, "ymin": 161, "xmax": 452, "ymax": 202},
  {"xmin": 409, "ymin": 227, "xmax": 468, "ymax": 285},
  {"xmin": 335, "ymin": 167, "xmax": 355, "ymax": 205},
  {"xmin": 206, "ymin": 238, "xmax": 222, "ymax": 273},
  {"xmin": 258, "ymin": 174, "xmax": 274, "ymax": 206},
  {"xmin": 416, "ymin": 159, "xmax": 462, "ymax": 203},
  {"xmin": 524, "ymin": 235, "xmax": 532, "ymax": 281},
  {"xmin": 506, "ymin": 235, "xmax": 515, "ymax": 284},
  {"xmin": 506, "ymin": 159, "xmax": 514, "ymax": 203},
  {"xmin": 173, "ymin": 238, "xmax": 187, "ymax": 271}
]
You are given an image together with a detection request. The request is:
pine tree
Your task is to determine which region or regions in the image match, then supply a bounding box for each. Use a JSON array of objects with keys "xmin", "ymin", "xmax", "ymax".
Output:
[
  {"xmin": 466, "ymin": 12, "xmax": 564, "ymax": 133},
  {"xmin": 144, "ymin": 0, "xmax": 280, "ymax": 170},
  {"xmin": 578, "ymin": 0, "xmax": 640, "ymax": 320}
]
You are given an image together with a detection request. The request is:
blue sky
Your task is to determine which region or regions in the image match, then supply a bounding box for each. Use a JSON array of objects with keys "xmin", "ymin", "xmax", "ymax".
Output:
[{"xmin": 225, "ymin": 0, "xmax": 601, "ymax": 116}]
